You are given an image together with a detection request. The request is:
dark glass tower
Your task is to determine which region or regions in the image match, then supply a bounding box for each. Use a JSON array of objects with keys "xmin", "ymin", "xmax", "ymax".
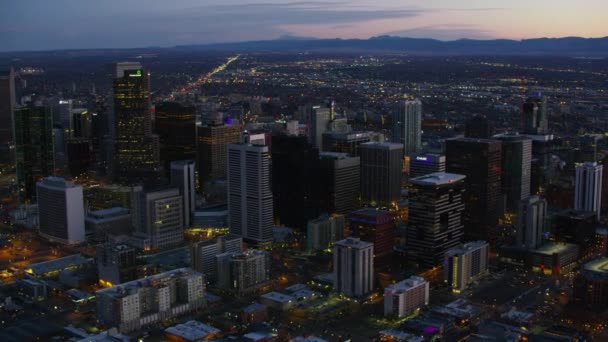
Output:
[
  {"xmin": 445, "ymin": 138, "xmax": 502, "ymax": 241},
  {"xmin": 0, "ymin": 68, "xmax": 15, "ymax": 147},
  {"xmin": 14, "ymin": 105, "xmax": 55, "ymax": 202},
  {"xmin": 113, "ymin": 63, "xmax": 160, "ymax": 184},
  {"xmin": 464, "ymin": 114, "xmax": 491, "ymax": 139},
  {"xmin": 522, "ymin": 95, "xmax": 548, "ymax": 135},
  {"xmin": 154, "ymin": 102, "xmax": 196, "ymax": 171},
  {"xmin": 360, "ymin": 142, "xmax": 404, "ymax": 207},
  {"xmin": 494, "ymin": 133, "xmax": 532, "ymax": 213}
]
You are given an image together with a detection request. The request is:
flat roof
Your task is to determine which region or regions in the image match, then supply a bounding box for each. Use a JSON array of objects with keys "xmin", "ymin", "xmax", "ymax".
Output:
[
  {"xmin": 360, "ymin": 141, "xmax": 403, "ymax": 150},
  {"xmin": 96, "ymin": 268, "xmax": 200, "ymax": 297},
  {"xmin": 445, "ymin": 241, "xmax": 488, "ymax": 257},
  {"xmin": 165, "ymin": 320, "xmax": 220, "ymax": 340},
  {"xmin": 25, "ymin": 254, "xmax": 92, "ymax": 275},
  {"xmin": 260, "ymin": 291, "xmax": 294, "ymax": 303},
  {"xmin": 533, "ymin": 242, "xmax": 578, "ymax": 256},
  {"xmin": 410, "ymin": 172, "xmax": 466, "ymax": 186},
  {"xmin": 583, "ymin": 257, "xmax": 608, "ymax": 274},
  {"xmin": 335, "ymin": 237, "xmax": 373, "ymax": 249}
]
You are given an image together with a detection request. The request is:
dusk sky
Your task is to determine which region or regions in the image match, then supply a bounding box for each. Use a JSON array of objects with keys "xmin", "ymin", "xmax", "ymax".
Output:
[{"xmin": 2, "ymin": 0, "xmax": 607, "ymax": 52}]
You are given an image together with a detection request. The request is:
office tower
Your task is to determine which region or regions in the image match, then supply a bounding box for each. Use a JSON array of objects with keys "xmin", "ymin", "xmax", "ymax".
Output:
[
  {"xmin": 155, "ymin": 102, "xmax": 196, "ymax": 170},
  {"xmin": 0, "ymin": 68, "xmax": 16, "ymax": 148},
  {"xmin": 86, "ymin": 207, "xmax": 132, "ymax": 242},
  {"xmin": 271, "ymin": 135, "xmax": 321, "ymax": 229},
  {"xmin": 170, "ymin": 160, "xmax": 196, "ymax": 228},
  {"xmin": 464, "ymin": 114, "xmax": 491, "ymax": 139},
  {"xmin": 87, "ymin": 184, "xmax": 144, "ymax": 232},
  {"xmin": 217, "ymin": 249, "xmax": 271, "ymax": 294},
  {"xmin": 318, "ymin": 152, "xmax": 360, "ymax": 215},
  {"xmin": 360, "ymin": 142, "xmax": 404, "ymax": 207},
  {"xmin": 66, "ymin": 138, "xmax": 91, "ymax": 178},
  {"xmin": 191, "ymin": 234, "xmax": 243, "ymax": 283},
  {"xmin": 528, "ymin": 134, "xmax": 554, "ymax": 195},
  {"xmin": 14, "ymin": 105, "xmax": 54, "ymax": 203},
  {"xmin": 494, "ymin": 133, "xmax": 532, "ymax": 213},
  {"xmin": 197, "ymin": 122, "xmax": 241, "ymax": 190},
  {"xmin": 384, "ymin": 276, "xmax": 429, "ymax": 317},
  {"xmin": 72, "ymin": 108, "xmax": 92, "ymax": 138},
  {"xmin": 444, "ymin": 241, "xmax": 490, "ymax": 293},
  {"xmin": 52, "ymin": 126, "xmax": 67, "ymax": 174},
  {"xmin": 96, "ymin": 268, "xmax": 205, "ymax": 333},
  {"xmin": 227, "ymin": 136, "xmax": 273, "ymax": 243},
  {"xmin": 552, "ymin": 210, "xmax": 598, "ymax": 257},
  {"xmin": 113, "ymin": 62, "xmax": 160, "ymax": 184},
  {"xmin": 579, "ymin": 135, "xmax": 602, "ymax": 163},
  {"xmin": 517, "ymin": 196, "xmax": 547, "ymax": 250},
  {"xmin": 522, "ymin": 95, "xmax": 548, "ymax": 135},
  {"xmin": 333, "ymin": 237, "xmax": 374, "ymax": 297},
  {"xmin": 573, "ymin": 257, "xmax": 608, "ymax": 310},
  {"xmin": 393, "ymin": 98, "xmax": 422, "ymax": 156},
  {"xmin": 306, "ymin": 214, "xmax": 345, "ymax": 252},
  {"xmin": 407, "ymin": 173, "xmax": 466, "ymax": 269},
  {"xmin": 310, "ymin": 106, "xmax": 331, "ymax": 149},
  {"xmin": 36, "ymin": 177, "xmax": 85, "ymax": 245},
  {"xmin": 575, "ymin": 162, "xmax": 603, "ymax": 220},
  {"xmin": 350, "ymin": 208, "xmax": 395, "ymax": 270},
  {"xmin": 322, "ymin": 131, "xmax": 385, "ymax": 157},
  {"xmin": 96, "ymin": 243, "xmax": 137, "ymax": 287},
  {"xmin": 445, "ymin": 138, "xmax": 502, "ymax": 241},
  {"xmin": 143, "ymin": 188, "xmax": 184, "ymax": 249},
  {"xmin": 409, "ymin": 153, "xmax": 446, "ymax": 178}
]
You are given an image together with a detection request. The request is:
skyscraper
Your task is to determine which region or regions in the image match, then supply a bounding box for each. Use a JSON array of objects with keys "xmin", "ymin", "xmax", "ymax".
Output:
[
  {"xmin": 575, "ymin": 162, "xmax": 603, "ymax": 220},
  {"xmin": 36, "ymin": 177, "xmax": 85, "ymax": 245},
  {"xmin": 333, "ymin": 237, "xmax": 374, "ymax": 297},
  {"xmin": 360, "ymin": 142, "xmax": 404, "ymax": 207},
  {"xmin": 310, "ymin": 106, "xmax": 331, "ymax": 150},
  {"xmin": 494, "ymin": 133, "xmax": 532, "ymax": 213},
  {"xmin": 306, "ymin": 214, "xmax": 345, "ymax": 252},
  {"xmin": 318, "ymin": 152, "xmax": 360, "ymax": 215},
  {"xmin": 0, "ymin": 68, "xmax": 16, "ymax": 148},
  {"xmin": 350, "ymin": 208, "xmax": 395, "ymax": 270},
  {"xmin": 407, "ymin": 173, "xmax": 466, "ymax": 269},
  {"xmin": 155, "ymin": 102, "xmax": 196, "ymax": 170},
  {"xmin": 14, "ymin": 105, "xmax": 54, "ymax": 203},
  {"xmin": 197, "ymin": 122, "xmax": 241, "ymax": 190},
  {"xmin": 143, "ymin": 188, "xmax": 184, "ymax": 249},
  {"xmin": 113, "ymin": 62, "xmax": 160, "ymax": 184},
  {"xmin": 227, "ymin": 135, "xmax": 273, "ymax": 243},
  {"xmin": 409, "ymin": 153, "xmax": 446, "ymax": 178},
  {"xmin": 393, "ymin": 98, "xmax": 422, "ymax": 156},
  {"xmin": 271, "ymin": 134, "xmax": 321, "ymax": 229},
  {"xmin": 445, "ymin": 138, "xmax": 502, "ymax": 241},
  {"xmin": 517, "ymin": 196, "xmax": 547, "ymax": 250},
  {"xmin": 464, "ymin": 114, "xmax": 491, "ymax": 139},
  {"xmin": 170, "ymin": 160, "xmax": 196, "ymax": 228},
  {"xmin": 522, "ymin": 95, "xmax": 548, "ymax": 135}
]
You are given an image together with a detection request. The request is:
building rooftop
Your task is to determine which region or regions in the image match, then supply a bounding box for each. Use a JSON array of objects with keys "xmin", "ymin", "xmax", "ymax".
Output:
[
  {"xmin": 533, "ymin": 242, "xmax": 578, "ymax": 256},
  {"xmin": 291, "ymin": 336, "xmax": 329, "ymax": 342},
  {"xmin": 260, "ymin": 291, "xmax": 294, "ymax": 303},
  {"xmin": 410, "ymin": 172, "xmax": 466, "ymax": 186},
  {"xmin": 165, "ymin": 320, "xmax": 220, "ymax": 340},
  {"xmin": 242, "ymin": 302, "xmax": 267, "ymax": 313},
  {"xmin": 319, "ymin": 152, "xmax": 351, "ymax": 160},
  {"xmin": 445, "ymin": 241, "xmax": 489, "ymax": 257},
  {"xmin": 378, "ymin": 330, "xmax": 424, "ymax": 342},
  {"xmin": 335, "ymin": 237, "xmax": 373, "ymax": 249},
  {"xmin": 25, "ymin": 254, "xmax": 92, "ymax": 276},
  {"xmin": 385, "ymin": 276, "xmax": 428, "ymax": 293},
  {"xmin": 349, "ymin": 208, "xmax": 393, "ymax": 221},
  {"xmin": 360, "ymin": 141, "xmax": 403, "ymax": 150},
  {"xmin": 38, "ymin": 176, "xmax": 78, "ymax": 189},
  {"xmin": 87, "ymin": 207, "xmax": 130, "ymax": 219},
  {"xmin": 582, "ymin": 257, "xmax": 608, "ymax": 279},
  {"xmin": 96, "ymin": 268, "xmax": 201, "ymax": 298}
]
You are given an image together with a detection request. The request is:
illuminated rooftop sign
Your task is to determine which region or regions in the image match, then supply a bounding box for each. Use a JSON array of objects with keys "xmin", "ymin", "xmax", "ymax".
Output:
[{"xmin": 129, "ymin": 69, "xmax": 143, "ymax": 77}]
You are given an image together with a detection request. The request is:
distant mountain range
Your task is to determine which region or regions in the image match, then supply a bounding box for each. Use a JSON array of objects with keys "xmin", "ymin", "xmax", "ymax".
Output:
[{"xmin": 176, "ymin": 36, "xmax": 608, "ymax": 56}]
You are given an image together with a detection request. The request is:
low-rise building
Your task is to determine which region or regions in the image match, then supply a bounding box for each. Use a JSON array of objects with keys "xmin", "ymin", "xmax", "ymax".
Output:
[
  {"xmin": 384, "ymin": 276, "xmax": 429, "ymax": 317},
  {"xmin": 165, "ymin": 320, "xmax": 221, "ymax": 341}
]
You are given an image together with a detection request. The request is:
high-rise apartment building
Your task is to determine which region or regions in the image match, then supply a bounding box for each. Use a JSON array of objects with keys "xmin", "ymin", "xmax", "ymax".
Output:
[
  {"xmin": 96, "ymin": 268, "xmax": 205, "ymax": 333},
  {"xmin": 14, "ymin": 105, "xmax": 54, "ymax": 202},
  {"xmin": 197, "ymin": 122, "xmax": 241, "ymax": 189},
  {"xmin": 517, "ymin": 196, "xmax": 547, "ymax": 250},
  {"xmin": 227, "ymin": 135, "xmax": 273, "ymax": 243},
  {"xmin": 36, "ymin": 177, "xmax": 85, "ymax": 244},
  {"xmin": 333, "ymin": 237, "xmax": 374, "ymax": 297},
  {"xmin": 155, "ymin": 102, "xmax": 196, "ymax": 170},
  {"xmin": 575, "ymin": 162, "xmax": 603, "ymax": 220},
  {"xmin": 217, "ymin": 249, "xmax": 271, "ymax": 294},
  {"xmin": 191, "ymin": 234, "xmax": 243, "ymax": 283},
  {"xmin": 444, "ymin": 241, "xmax": 490, "ymax": 293},
  {"xmin": 170, "ymin": 160, "xmax": 196, "ymax": 228},
  {"xmin": 310, "ymin": 106, "xmax": 331, "ymax": 149},
  {"xmin": 393, "ymin": 98, "xmax": 422, "ymax": 156},
  {"xmin": 360, "ymin": 142, "xmax": 404, "ymax": 207},
  {"xmin": 113, "ymin": 62, "xmax": 160, "ymax": 184},
  {"xmin": 407, "ymin": 173, "xmax": 466, "ymax": 269},
  {"xmin": 384, "ymin": 276, "xmax": 429, "ymax": 317},
  {"xmin": 318, "ymin": 152, "xmax": 360, "ymax": 215},
  {"xmin": 494, "ymin": 133, "xmax": 532, "ymax": 213},
  {"xmin": 445, "ymin": 138, "xmax": 502, "ymax": 241}
]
